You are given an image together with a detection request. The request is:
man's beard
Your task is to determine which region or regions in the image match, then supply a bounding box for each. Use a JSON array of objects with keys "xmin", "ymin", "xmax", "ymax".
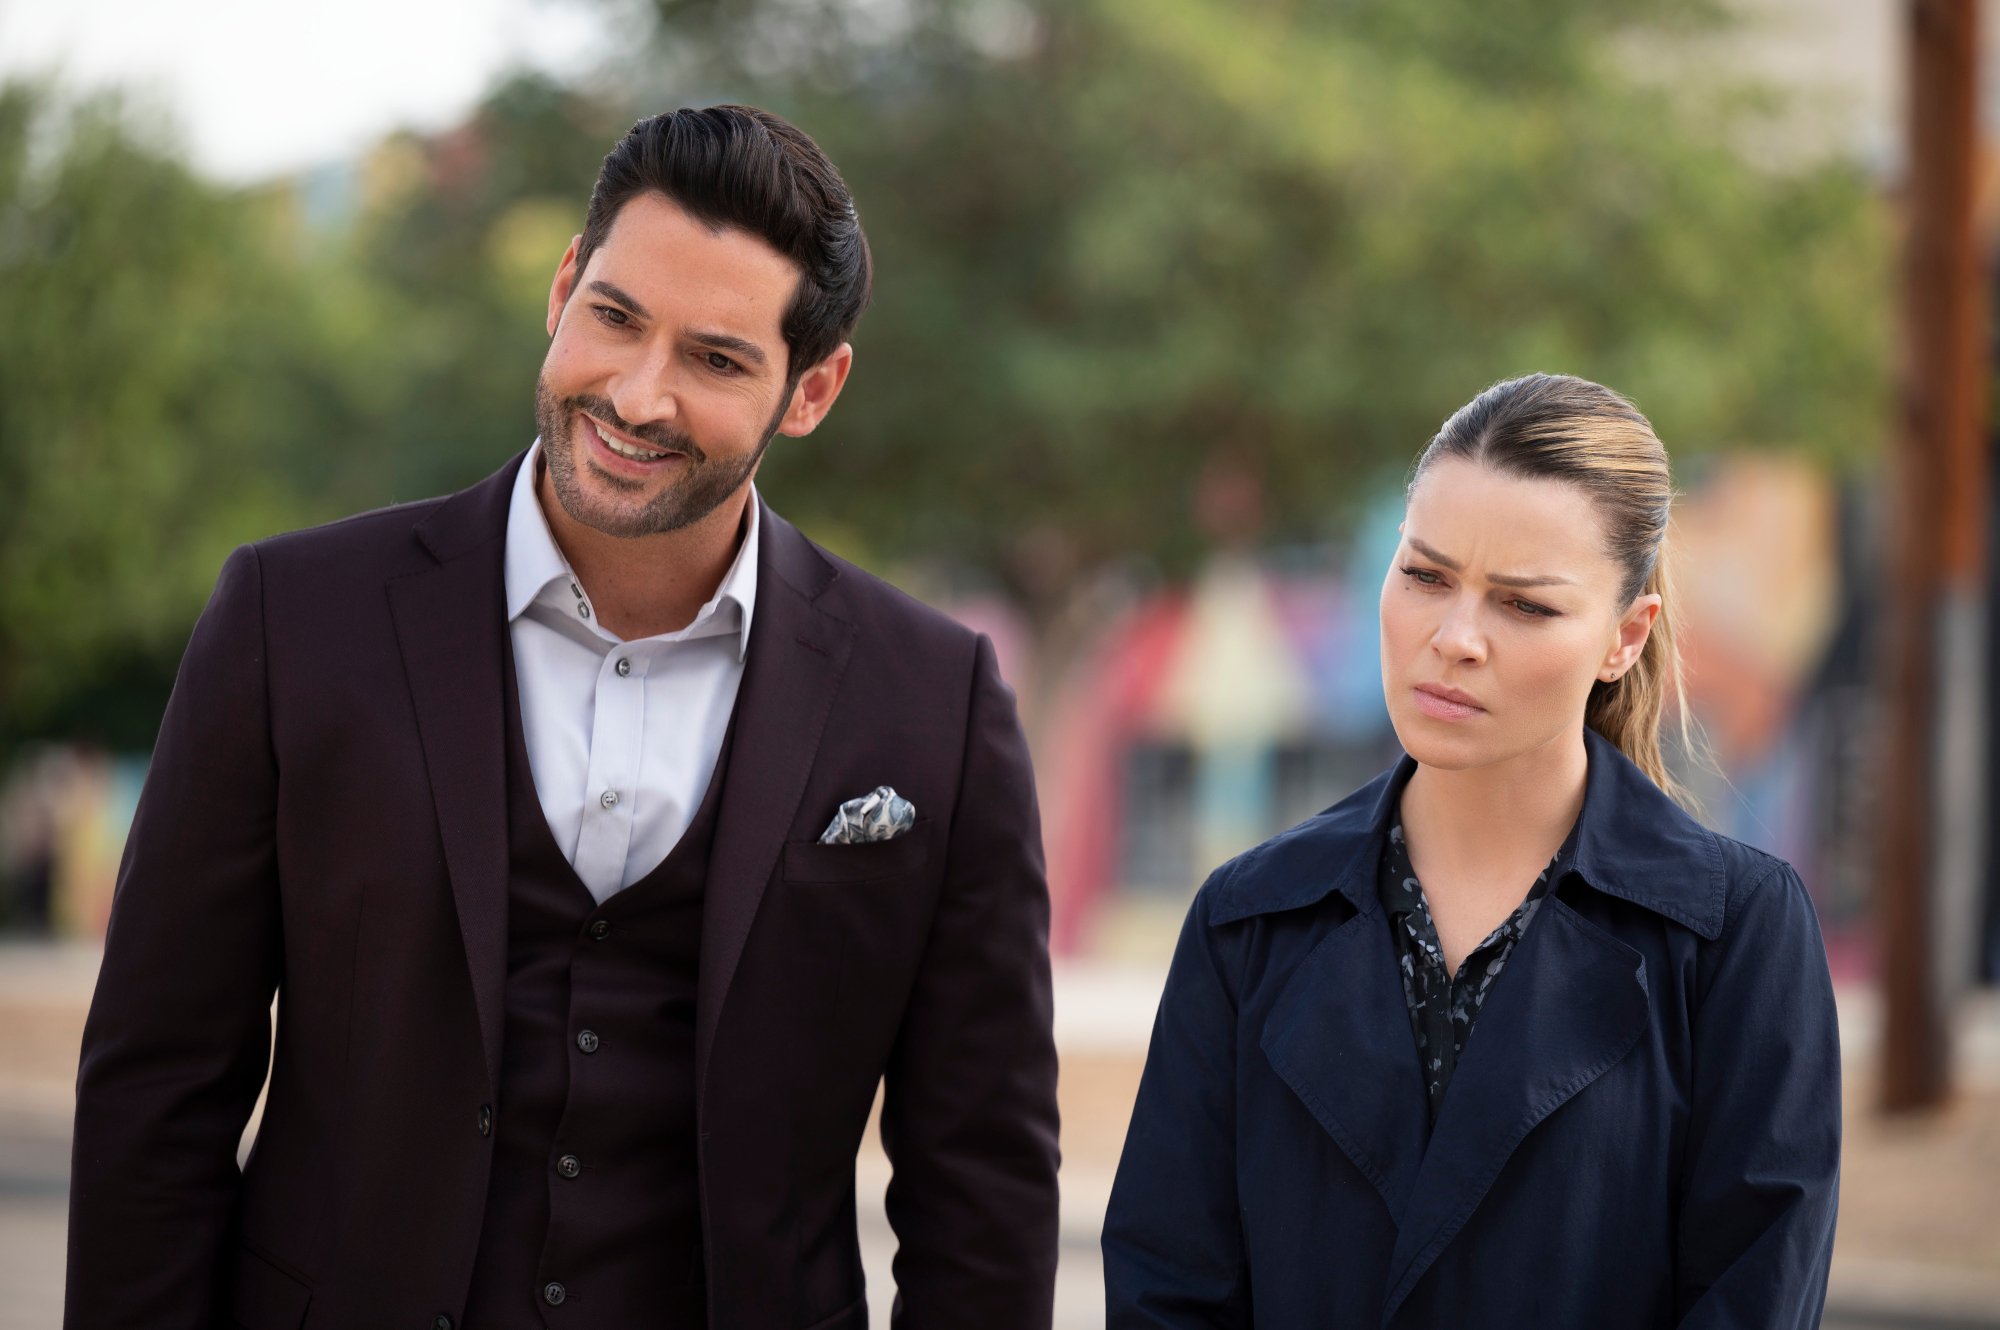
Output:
[{"xmin": 533, "ymin": 377, "xmax": 774, "ymax": 539}]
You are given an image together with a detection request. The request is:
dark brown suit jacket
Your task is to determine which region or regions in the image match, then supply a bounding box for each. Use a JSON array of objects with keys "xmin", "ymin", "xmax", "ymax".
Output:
[{"xmin": 66, "ymin": 453, "xmax": 1060, "ymax": 1329}]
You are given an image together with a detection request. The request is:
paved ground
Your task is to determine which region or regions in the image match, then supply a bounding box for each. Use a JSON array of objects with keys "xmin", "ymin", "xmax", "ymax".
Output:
[{"xmin": 4, "ymin": 943, "xmax": 1997, "ymax": 1327}]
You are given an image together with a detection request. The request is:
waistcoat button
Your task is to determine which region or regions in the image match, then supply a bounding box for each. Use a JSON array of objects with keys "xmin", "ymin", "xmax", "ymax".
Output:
[
  {"xmin": 576, "ymin": 1029, "xmax": 600, "ymax": 1054},
  {"xmin": 543, "ymin": 1281, "xmax": 567, "ymax": 1306},
  {"xmin": 557, "ymin": 1153, "xmax": 582, "ymax": 1178}
]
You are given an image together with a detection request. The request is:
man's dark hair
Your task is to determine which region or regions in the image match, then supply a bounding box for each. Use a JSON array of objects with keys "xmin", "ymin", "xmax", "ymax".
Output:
[{"xmin": 575, "ymin": 105, "xmax": 872, "ymax": 378}]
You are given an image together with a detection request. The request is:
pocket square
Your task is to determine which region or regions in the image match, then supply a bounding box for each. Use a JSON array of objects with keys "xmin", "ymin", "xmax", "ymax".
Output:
[{"xmin": 819, "ymin": 785, "xmax": 916, "ymax": 845}]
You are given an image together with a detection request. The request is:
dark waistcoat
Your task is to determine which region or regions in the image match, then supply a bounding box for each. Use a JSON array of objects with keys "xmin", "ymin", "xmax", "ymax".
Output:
[{"xmin": 463, "ymin": 644, "xmax": 734, "ymax": 1327}]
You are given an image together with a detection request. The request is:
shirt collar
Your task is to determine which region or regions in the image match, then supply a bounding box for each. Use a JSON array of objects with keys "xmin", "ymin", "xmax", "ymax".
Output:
[
  {"xmin": 503, "ymin": 438, "xmax": 760, "ymax": 661},
  {"xmin": 1208, "ymin": 725, "xmax": 1726, "ymax": 939}
]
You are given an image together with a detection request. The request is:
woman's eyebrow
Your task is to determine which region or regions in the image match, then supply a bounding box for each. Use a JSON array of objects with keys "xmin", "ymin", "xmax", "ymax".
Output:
[{"xmin": 1407, "ymin": 536, "xmax": 1576, "ymax": 588}]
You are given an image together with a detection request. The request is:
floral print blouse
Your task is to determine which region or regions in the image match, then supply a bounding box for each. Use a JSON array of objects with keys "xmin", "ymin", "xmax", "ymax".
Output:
[{"xmin": 1378, "ymin": 813, "xmax": 1581, "ymax": 1121}]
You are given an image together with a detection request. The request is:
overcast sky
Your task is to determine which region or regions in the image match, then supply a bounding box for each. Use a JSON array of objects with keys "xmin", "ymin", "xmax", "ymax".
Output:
[{"xmin": 0, "ymin": 0, "xmax": 617, "ymax": 181}]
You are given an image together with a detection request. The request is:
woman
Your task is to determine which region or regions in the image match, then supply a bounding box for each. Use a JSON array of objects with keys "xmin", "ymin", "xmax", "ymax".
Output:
[{"xmin": 1103, "ymin": 374, "xmax": 1839, "ymax": 1328}]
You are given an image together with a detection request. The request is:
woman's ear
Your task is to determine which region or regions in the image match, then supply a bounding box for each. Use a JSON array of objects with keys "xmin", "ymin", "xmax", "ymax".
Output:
[{"xmin": 1600, "ymin": 593, "xmax": 1663, "ymax": 682}]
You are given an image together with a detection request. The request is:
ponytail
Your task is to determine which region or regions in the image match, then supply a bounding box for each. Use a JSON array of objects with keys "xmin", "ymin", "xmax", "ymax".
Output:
[{"xmin": 1583, "ymin": 537, "xmax": 1695, "ymax": 809}]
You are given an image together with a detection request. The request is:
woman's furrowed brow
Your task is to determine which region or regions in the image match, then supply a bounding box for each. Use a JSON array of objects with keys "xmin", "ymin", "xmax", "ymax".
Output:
[{"xmin": 1407, "ymin": 536, "xmax": 1576, "ymax": 588}]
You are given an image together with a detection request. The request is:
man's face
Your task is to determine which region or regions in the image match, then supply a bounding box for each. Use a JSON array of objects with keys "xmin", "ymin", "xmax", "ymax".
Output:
[{"xmin": 535, "ymin": 190, "xmax": 845, "ymax": 539}]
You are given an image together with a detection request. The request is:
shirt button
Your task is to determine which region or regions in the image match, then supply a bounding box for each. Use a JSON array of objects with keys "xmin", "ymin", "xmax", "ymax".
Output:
[
  {"xmin": 556, "ymin": 1153, "xmax": 582, "ymax": 1179},
  {"xmin": 577, "ymin": 603, "xmax": 591, "ymax": 620},
  {"xmin": 599, "ymin": 789, "xmax": 619, "ymax": 810},
  {"xmin": 576, "ymin": 1029, "xmax": 600, "ymax": 1054},
  {"xmin": 588, "ymin": 919, "xmax": 612, "ymax": 941},
  {"xmin": 543, "ymin": 1281, "xmax": 567, "ymax": 1306},
  {"xmin": 477, "ymin": 1104, "xmax": 493, "ymax": 1137},
  {"xmin": 615, "ymin": 657, "xmax": 631, "ymax": 676}
]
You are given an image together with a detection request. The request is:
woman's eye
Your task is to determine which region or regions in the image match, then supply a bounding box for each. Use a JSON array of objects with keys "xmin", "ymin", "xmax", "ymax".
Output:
[
  {"xmin": 1511, "ymin": 599, "xmax": 1557, "ymax": 618},
  {"xmin": 1401, "ymin": 566, "xmax": 1442, "ymax": 587}
]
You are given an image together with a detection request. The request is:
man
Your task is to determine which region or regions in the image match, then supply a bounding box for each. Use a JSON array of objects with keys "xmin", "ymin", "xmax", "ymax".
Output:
[{"xmin": 67, "ymin": 105, "xmax": 1059, "ymax": 1330}]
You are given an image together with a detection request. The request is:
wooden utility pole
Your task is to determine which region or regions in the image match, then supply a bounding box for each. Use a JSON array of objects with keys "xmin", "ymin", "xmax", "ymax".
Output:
[{"xmin": 1878, "ymin": 0, "xmax": 1986, "ymax": 1112}]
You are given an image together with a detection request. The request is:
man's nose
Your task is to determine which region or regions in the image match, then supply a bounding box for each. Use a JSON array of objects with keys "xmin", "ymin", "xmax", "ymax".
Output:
[{"xmin": 607, "ymin": 348, "xmax": 682, "ymax": 429}]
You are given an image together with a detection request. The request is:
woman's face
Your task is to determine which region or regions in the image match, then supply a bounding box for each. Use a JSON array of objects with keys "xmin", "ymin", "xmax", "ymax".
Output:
[{"xmin": 1378, "ymin": 457, "xmax": 1661, "ymax": 773}]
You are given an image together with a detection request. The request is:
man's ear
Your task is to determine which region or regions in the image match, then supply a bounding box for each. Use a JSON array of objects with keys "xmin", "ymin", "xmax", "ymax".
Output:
[
  {"xmin": 547, "ymin": 235, "xmax": 584, "ymax": 337},
  {"xmin": 774, "ymin": 343, "xmax": 855, "ymax": 438}
]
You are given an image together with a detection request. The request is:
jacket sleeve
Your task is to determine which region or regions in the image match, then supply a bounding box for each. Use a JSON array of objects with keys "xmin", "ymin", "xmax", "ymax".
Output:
[
  {"xmin": 1103, "ymin": 876, "xmax": 1252, "ymax": 1328},
  {"xmin": 66, "ymin": 544, "xmax": 284, "ymax": 1328},
  {"xmin": 879, "ymin": 632, "xmax": 1060, "ymax": 1328},
  {"xmin": 1674, "ymin": 860, "xmax": 1841, "ymax": 1329}
]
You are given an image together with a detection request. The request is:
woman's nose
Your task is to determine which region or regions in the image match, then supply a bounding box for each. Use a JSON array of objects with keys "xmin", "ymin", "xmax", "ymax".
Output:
[{"xmin": 1430, "ymin": 598, "xmax": 1487, "ymax": 664}]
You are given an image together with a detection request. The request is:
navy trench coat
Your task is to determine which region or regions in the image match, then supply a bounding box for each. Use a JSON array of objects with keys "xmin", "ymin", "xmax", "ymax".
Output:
[{"xmin": 1103, "ymin": 727, "xmax": 1840, "ymax": 1329}]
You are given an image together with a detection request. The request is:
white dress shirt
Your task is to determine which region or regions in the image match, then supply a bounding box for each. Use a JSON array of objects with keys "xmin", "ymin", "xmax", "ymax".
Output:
[{"xmin": 503, "ymin": 439, "xmax": 759, "ymax": 903}]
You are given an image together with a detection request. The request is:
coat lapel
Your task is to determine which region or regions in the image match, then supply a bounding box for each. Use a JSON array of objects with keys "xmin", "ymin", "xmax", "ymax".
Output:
[
  {"xmin": 695, "ymin": 501, "xmax": 857, "ymax": 1098},
  {"xmin": 1378, "ymin": 894, "xmax": 1650, "ymax": 1326},
  {"xmin": 386, "ymin": 455, "xmax": 521, "ymax": 1092},
  {"xmin": 1259, "ymin": 887, "xmax": 1431, "ymax": 1225}
]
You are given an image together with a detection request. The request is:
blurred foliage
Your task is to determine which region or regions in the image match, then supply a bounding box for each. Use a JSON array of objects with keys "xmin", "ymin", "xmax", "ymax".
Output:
[
  {"xmin": 0, "ymin": 82, "xmax": 327, "ymax": 746},
  {"xmin": 667, "ymin": 0, "xmax": 1888, "ymax": 602},
  {"xmin": 0, "ymin": 0, "xmax": 1889, "ymax": 748}
]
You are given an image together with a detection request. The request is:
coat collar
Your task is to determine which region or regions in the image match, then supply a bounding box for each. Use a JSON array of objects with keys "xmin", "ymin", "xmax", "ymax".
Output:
[
  {"xmin": 1208, "ymin": 725, "xmax": 1725, "ymax": 941},
  {"xmin": 693, "ymin": 491, "xmax": 855, "ymax": 1098}
]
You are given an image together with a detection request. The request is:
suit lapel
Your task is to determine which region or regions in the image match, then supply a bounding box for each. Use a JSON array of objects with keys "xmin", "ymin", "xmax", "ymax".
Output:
[
  {"xmin": 695, "ymin": 502, "xmax": 857, "ymax": 1098},
  {"xmin": 1260, "ymin": 895, "xmax": 1431, "ymax": 1225},
  {"xmin": 387, "ymin": 457, "xmax": 520, "ymax": 1092},
  {"xmin": 1378, "ymin": 894, "xmax": 1650, "ymax": 1326}
]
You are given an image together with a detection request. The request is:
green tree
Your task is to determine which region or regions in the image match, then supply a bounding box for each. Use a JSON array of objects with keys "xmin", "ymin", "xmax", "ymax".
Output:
[
  {"xmin": 602, "ymin": 0, "xmax": 1887, "ymax": 613},
  {"xmin": 0, "ymin": 82, "xmax": 348, "ymax": 746}
]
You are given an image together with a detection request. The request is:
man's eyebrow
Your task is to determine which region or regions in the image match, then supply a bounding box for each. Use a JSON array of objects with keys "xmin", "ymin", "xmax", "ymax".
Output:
[
  {"xmin": 1407, "ymin": 537, "xmax": 1575, "ymax": 588},
  {"xmin": 586, "ymin": 280, "xmax": 652, "ymax": 321},
  {"xmin": 689, "ymin": 330, "xmax": 770, "ymax": 371},
  {"xmin": 584, "ymin": 281, "xmax": 773, "ymax": 370}
]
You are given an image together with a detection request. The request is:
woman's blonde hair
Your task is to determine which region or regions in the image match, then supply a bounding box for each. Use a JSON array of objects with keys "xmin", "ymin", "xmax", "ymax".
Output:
[{"xmin": 1410, "ymin": 373, "xmax": 1694, "ymax": 805}]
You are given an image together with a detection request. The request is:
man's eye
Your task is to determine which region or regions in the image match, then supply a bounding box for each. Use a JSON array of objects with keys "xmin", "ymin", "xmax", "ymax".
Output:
[
  {"xmin": 592, "ymin": 305, "xmax": 631, "ymax": 327},
  {"xmin": 705, "ymin": 351, "xmax": 737, "ymax": 372}
]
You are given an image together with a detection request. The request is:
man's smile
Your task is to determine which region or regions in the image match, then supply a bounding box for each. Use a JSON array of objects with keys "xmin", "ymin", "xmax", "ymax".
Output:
[{"xmin": 581, "ymin": 413, "xmax": 687, "ymax": 471}]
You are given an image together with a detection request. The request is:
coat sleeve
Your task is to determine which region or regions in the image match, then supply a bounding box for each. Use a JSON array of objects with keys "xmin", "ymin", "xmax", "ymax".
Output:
[
  {"xmin": 1674, "ymin": 859, "xmax": 1841, "ymax": 1329},
  {"xmin": 1103, "ymin": 876, "xmax": 1252, "ymax": 1328},
  {"xmin": 66, "ymin": 544, "xmax": 284, "ymax": 1328},
  {"xmin": 879, "ymin": 632, "xmax": 1060, "ymax": 1328}
]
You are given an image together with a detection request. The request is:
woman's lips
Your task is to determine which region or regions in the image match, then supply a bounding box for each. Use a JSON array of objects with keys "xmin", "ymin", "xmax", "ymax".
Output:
[{"xmin": 1413, "ymin": 685, "xmax": 1485, "ymax": 722}]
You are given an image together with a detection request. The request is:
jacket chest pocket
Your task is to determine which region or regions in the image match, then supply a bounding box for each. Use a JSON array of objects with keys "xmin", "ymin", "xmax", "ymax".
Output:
[{"xmin": 779, "ymin": 817, "xmax": 935, "ymax": 885}]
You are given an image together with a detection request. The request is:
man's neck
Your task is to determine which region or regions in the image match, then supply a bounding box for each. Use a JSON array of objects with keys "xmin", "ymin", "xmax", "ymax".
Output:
[{"xmin": 535, "ymin": 462, "xmax": 752, "ymax": 642}]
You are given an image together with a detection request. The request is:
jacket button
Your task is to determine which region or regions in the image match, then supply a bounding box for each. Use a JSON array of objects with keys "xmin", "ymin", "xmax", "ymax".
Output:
[
  {"xmin": 576, "ymin": 1029, "xmax": 600, "ymax": 1054},
  {"xmin": 556, "ymin": 1153, "xmax": 582, "ymax": 1178},
  {"xmin": 477, "ymin": 1105, "xmax": 493, "ymax": 1137},
  {"xmin": 543, "ymin": 1281, "xmax": 567, "ymax": 1306},
  {"xmin": 433, "ymin": 1317, "xmax": 454, "ymax": 1330},
  {"xmin": 588, "ymin": 919, "xmax": 612, "ymax": 941}
]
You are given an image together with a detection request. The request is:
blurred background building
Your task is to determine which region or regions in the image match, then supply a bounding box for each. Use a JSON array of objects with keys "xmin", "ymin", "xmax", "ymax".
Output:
[{"xmin": 1, "ymin": 0, "xmax": 1997, "ymax": 1324}]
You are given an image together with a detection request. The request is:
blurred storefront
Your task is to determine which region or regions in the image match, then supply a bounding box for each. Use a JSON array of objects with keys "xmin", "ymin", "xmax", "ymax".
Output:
[{"xmin": 1035, "ymin": 453, "xmax": 1882, "ymax": 979}]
